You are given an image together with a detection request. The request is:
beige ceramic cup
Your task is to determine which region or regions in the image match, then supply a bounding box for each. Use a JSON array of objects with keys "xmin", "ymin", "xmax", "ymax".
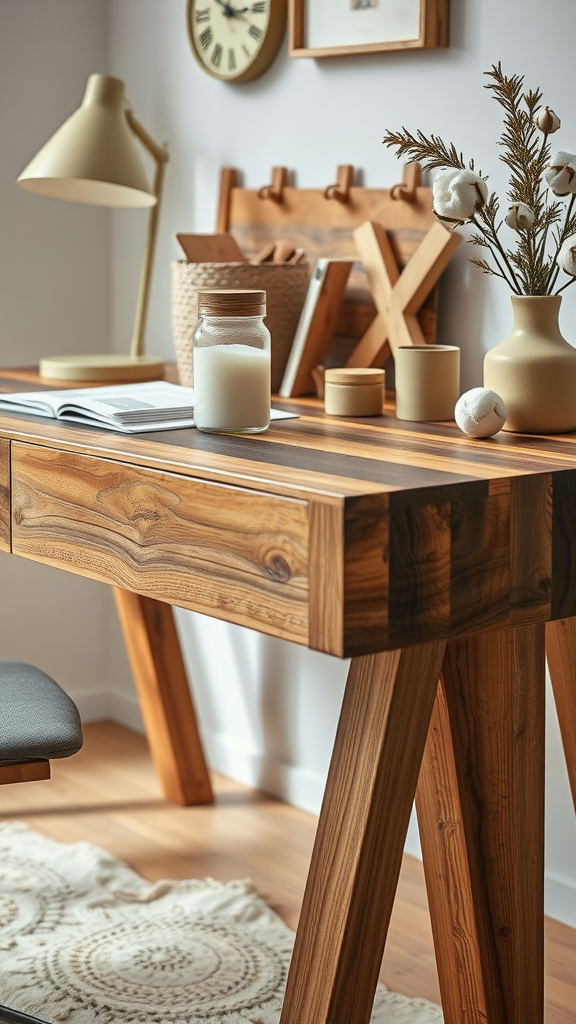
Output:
[{"xmin": 395, "ymin": 345, "xmax": 460, "ymax": 421}]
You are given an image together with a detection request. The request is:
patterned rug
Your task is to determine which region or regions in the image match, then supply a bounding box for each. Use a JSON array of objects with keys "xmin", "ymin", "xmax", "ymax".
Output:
[{"xmin": 0, "ymin": 823, "xmax": 443, "ymax": 1023}]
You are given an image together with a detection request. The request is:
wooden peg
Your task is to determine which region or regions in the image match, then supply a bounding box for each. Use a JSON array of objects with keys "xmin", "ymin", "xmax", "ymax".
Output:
[
  {"xmin": 258, "ymin": 166, "xmax": 288, "ymax": 203},
  {"xmin": 324, "ymin": 164, "xmax": 354, "ymax": 203},
  {"xmin": 390, "ymin": 162, "xmax": 422, "ymax": 203}
]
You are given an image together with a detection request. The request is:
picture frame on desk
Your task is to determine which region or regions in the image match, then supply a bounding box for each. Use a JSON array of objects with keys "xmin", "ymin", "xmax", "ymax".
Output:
[{"xmin": 289, "ymin": 0, "xmax": 450, "ymax": 58}]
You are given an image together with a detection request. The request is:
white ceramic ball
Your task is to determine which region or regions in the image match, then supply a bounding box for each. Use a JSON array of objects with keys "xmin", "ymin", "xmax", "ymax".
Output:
[{"xmin": 454, "ymin": 387, "xmax": 507, "ymax": 438}]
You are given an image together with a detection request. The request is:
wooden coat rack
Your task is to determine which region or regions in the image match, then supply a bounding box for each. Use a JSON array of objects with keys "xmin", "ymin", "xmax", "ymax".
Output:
[{"xmin": 217, "ymin": 163, "xmax": 461, "ymax": 395}]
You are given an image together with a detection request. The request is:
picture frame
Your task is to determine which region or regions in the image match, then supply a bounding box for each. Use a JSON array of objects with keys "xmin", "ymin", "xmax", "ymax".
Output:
[{"xmin": 289, "ymin": 0, "xmax": 449, "ymax": 58}]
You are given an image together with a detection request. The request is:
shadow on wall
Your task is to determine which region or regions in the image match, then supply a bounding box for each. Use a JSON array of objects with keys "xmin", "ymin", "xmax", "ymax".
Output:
[{"xmin": 438, "ymin": 247, "xmax": 490, "ymax": 391}]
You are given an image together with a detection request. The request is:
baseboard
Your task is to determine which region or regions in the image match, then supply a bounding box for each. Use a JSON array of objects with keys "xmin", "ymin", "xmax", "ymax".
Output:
[
  {"xmin": 67, "ymin": 688, "xmax": 110, "ymax": 724},
  {"xmin": 201, "ymin": 728, "xmax": 326, "ymax": 817},
  {"xmin": 545, "ymin": 868, "xmax": 576, "ymax": 929}
]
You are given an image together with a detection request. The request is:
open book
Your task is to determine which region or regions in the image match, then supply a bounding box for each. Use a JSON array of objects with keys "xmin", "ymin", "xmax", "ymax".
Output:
[{"xmin": 0, "ymin": 381, "xmax": 296, "ymax": 433}]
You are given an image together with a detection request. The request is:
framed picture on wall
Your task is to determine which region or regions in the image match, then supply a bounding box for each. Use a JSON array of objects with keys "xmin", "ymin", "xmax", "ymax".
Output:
[{"xmin": 289, "ymin": 0, "xmax": 449, "ymax": 57}]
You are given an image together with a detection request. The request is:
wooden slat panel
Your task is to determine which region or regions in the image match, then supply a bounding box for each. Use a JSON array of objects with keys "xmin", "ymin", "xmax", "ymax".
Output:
[
  {"xmin": 449, "ymin": 479, "xmax": 510, "ymax": 634},
  {"xmin": 0, "ymin": 437, "xmax": 9, "ymax": 551},
  {"xmin": 11, "ymin": 443, "xmax": 309, "ymax": 645},
  {"xmin": 510, "ymin": 474, "xmax": 552, "ymax": 624}
]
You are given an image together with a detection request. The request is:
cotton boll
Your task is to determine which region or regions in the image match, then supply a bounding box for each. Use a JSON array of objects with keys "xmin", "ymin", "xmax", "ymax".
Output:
[
  {"xmin": 455, "ymin": 388, "xmax": 507, "ymax": 438},
  {"xmin": 505, "ymin": 202, "xmax": 535, "ymax": 231},
  {"xmin": 545, "ymin": 152, "xmax": 576, "ymax": 196},
  {"xmin": 557, "ymin": 233, "xmax": 576, "ymax": 276},
  {"xmin": 533, "ymin": 106, "xmax": 561, "ymax": 134},
  {"xmin": 433, "ymin": 169, "xmax": 489, "ymax": 224}
]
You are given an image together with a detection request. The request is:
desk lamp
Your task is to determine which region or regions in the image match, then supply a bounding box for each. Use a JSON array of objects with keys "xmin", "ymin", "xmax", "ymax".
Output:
[{"xmin": 17, "ymin": 74, "xmax": 169, "ymax": 382}]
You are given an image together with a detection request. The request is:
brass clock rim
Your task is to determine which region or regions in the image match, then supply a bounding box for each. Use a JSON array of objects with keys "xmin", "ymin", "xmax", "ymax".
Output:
[{"xmin": 186, "ymin": 0, "xmax": 287, "ymax": 84}]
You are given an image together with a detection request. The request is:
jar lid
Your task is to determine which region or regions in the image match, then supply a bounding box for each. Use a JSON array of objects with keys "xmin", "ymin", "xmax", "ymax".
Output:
[
  {"xmin": 197, "ymin": 289, "xmax": 266, "ymax": 317},
  {"xmin": 325, "ymin": 367, "xmax": 385, "ymax": 386}
]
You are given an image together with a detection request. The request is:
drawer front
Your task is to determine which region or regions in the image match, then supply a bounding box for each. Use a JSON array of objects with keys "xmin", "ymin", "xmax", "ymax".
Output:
[
  {"xmin": 0, "ymin": 439, "xmax": 9, "ymax": 552},
  {"xmin": 12, "ymin": 443, "xmax": 309, "ymax": 643}
]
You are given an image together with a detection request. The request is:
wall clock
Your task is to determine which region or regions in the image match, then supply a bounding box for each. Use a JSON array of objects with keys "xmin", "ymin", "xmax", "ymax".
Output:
[{"xmin": 187, "ymin": 0, "xmax": 287, "ymax": 83}]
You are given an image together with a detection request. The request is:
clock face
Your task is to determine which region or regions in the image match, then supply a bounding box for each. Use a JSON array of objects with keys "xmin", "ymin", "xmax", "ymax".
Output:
[{"xmin": 187, "ymin": 0, "xmax": 286, "ymax": 83}]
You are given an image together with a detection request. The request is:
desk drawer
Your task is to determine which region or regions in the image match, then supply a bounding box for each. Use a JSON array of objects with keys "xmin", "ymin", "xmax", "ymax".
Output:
[
  {"xmin": 11, "ymin": 443, "xmax": 309, "ymax": 643},
  {"xmin": 0, "ymin": 439, "xmax": 9, "ymax": 552}
]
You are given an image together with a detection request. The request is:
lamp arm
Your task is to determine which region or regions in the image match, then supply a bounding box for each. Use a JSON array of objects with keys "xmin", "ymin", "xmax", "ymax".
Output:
[{"xmin": 124, "ymin": 109, "xmax": 170, "ymax": 360}]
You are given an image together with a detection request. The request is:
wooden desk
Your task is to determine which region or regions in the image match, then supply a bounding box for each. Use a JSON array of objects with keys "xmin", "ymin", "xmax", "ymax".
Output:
[{"xmin": 1, "ymin": 371, "xmax": 575, "ymax": 1024}]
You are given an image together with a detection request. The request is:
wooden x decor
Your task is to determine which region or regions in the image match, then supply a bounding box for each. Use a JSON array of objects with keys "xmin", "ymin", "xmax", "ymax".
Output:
[{"xmin": 347, "ymin": 220, "xmax": 462, "ymax": 368}]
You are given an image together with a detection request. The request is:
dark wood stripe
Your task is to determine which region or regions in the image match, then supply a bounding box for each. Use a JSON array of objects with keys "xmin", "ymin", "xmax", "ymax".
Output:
[
  {"xmin": 0, "ymin": 438, "xmax": 10, "ymax": 552},
  {"xmin": 343, "ymin": 494, "xmax": 389, "ymax": 657},
  {"xmin": 388, "ymin": 499, "xmax": 451, "ymax": 647},
  {"xmin": 551, "ymin": 470, "xmax": 576, "ymax": 620},
  {"xmin": 449, "ymin": 479, "xmax": 510, "ymax": 634},
  {"xmin": 510, "ymin": 475, "xmax": 552, "ymax": 624}
]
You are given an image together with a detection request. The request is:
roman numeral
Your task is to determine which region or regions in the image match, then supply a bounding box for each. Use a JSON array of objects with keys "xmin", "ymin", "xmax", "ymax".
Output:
[
  {"xmin": 242, "ymin": 43, "xmax": 251, "ymax": 58},
  {"xmin": 195, "ymin": 7, "xmax": 210, "ymax": 22},
  {"xmin": 211, "ymin": 43, "xmax": 223, "ymax": 68},
  {"xmin": 199, "ymin": 26, "xmax": 213, "ymax": 50},
  {"xmin": 228, "ymin": 47, "xmax": 236, "ymax": 71},
  {"xmin": 248, "ymin": 24, "xmax": 263, "ymax": 41},
  {"xmin": 251, "ymin": 2, "xmax": 266, "ymax": 12}
]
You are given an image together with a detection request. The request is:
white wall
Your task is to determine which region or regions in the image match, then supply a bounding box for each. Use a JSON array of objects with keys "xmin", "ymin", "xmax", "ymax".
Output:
[
  {"xmin": 106, "ymin": 0, "xmax": 576, "ymax": 928},
  {"xmin": 0, "ymin": 0, "xmax": 124, "ymax": 717}
]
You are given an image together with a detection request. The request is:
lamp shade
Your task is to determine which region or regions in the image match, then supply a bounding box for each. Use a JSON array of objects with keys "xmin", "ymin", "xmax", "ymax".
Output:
[{"xmin": 17, "ymin": 74, "xmax": 156, "ymax": 209}]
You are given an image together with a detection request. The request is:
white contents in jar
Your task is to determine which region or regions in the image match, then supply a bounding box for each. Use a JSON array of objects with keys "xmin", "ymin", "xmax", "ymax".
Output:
[{"xmin": 193, "ymin": 343, "xmax": 271, "ymax": 432}]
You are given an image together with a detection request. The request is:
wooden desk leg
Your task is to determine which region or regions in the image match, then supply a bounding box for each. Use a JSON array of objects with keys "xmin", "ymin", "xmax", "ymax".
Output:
[
  {"xmin": 279, "ymin": 641, "xmax": 446, "ymax": 1024},
  {"xmin": 545, "ymin": 618, "xmax": 576, "ymax": 813},
  {"xmin": 416, "ymin": 625, "xmax": 546, "ymax": 1024},
  {"xmin": 113, "ymin": 589, "xmax": 213, "ymax": 807}
]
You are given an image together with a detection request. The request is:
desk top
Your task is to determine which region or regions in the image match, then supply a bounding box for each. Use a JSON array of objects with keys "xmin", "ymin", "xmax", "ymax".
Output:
[{"xmin": 1, "ymin": 369, "xmax": 575, "ymax": 656}]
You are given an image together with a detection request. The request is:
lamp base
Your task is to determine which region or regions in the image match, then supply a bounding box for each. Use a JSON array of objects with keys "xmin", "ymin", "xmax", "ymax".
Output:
[{"xmin": 39, "ymin": 354, "xmax": 165, "ymax": 383}]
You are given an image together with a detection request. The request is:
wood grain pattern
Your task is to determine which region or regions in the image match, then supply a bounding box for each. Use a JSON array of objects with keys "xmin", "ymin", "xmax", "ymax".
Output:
[
  {"xmin": 308, "ymin": 501, "xmax": 344, "ymax": 655},
  {"xmin": 416, "ymin": 677, "xmax": 505, "ymax": 1024},
  {"xmin": 449, "ymin": 479, "xmax": 510, "ymax": 635},
  {"xmin": 551, "ymin": 470, "xmax": 576, "ymax": 620},
  {"xmin": 510, "ymin": 474, "xmax": 552, "ymax": 623},
  {"xmin": 0, "ymin": 437, "xmax": 9, "ymax": 552},
  {"xmin": 438, "ymin": 627, "xmax": 546, "ymax": 1024},
  {"xmin": 113, "ymin": 589, "xmax": 213, "ymax": 806},
  {"xmin": 0, "ymin": 760, "xmax": 50, "ymax": 785},
  {"xmin": 343, "ymin": 493, "xmax": 389, "ymax": 656},
  {"xmin": 280, "ymin": 640, "xmax": 446, "ymax": 1024},
  {"xmin": 11, "ymin": 443, "xmax": 310, "ymax": 644},
  {"xmin": 388, "ymin": 498, "xmax": 451, "ymax": 647},
  {"xmin": 5, "ymin": 376, "xmax": 576, "ymax": 652},
  {"xmin": 545, "ymin": 617, "xmax": 576, "ymax": 813}
]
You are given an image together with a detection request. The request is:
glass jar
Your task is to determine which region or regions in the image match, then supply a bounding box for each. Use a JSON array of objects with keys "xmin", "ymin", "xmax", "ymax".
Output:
[{"xmin": 193, "ymin": 289, "xmax": 271, "ymax": 434}]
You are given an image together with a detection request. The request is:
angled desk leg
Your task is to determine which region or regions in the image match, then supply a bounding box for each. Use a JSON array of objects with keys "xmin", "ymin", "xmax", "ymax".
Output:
[
  {"xmin": 113, "ymin": 588, "xmax": 213, "ymax": 807},
  {"xmin": 416, "ymin": 625, "xmax": 546, "ymax": 1024},
  {"xmin": 545, "ymin": 618, "xmax": 576, "ymax": 813},
  {"xmin": 280, "ymin": 641, "xmax": 446, "ymax": 1024}
]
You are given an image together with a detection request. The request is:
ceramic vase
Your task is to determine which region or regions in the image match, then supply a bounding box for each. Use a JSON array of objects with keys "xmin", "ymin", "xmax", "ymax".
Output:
[{"xmin": 483, "ymin": 294, "xmax": 576, "ymax": 433}]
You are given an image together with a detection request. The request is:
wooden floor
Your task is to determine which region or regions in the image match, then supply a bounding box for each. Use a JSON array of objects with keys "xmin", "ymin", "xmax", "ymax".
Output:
[{"xmin": 1, "ymin": 721, "xmax": 575, "ymax": 1022}]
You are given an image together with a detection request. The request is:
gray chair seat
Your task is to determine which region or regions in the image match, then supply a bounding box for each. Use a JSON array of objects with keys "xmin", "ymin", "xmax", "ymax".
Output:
[{"xmin": 0, "ymin": 660, "xmax": 83, "ymax": 766}]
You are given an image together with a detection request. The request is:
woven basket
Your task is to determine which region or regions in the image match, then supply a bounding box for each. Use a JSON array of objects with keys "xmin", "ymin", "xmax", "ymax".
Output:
[{"xmin": 171, "ymin": 260, "xmax": 311, "ymax": 392}]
